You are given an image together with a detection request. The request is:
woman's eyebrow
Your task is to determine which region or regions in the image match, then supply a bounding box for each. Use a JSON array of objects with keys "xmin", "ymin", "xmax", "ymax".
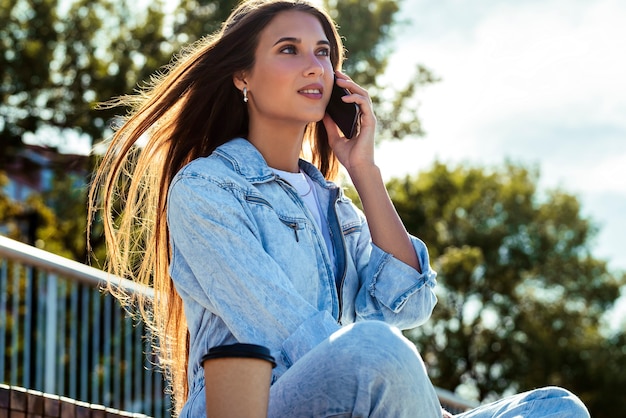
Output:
[{"xmin": 273, "ymin": 37, "xmax": 330, "ymax": 46}]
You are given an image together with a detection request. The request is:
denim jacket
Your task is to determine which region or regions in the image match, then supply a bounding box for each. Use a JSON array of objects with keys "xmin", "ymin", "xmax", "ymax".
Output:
[{"xmin": 167, "ymin": 138, "xmax": 438, "ymax": 412}]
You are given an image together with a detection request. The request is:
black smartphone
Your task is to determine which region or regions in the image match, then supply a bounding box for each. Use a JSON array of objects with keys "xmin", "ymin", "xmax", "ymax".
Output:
[{"xmin": 326, "ymin": 79, "xmax": 359, "ymax": 139}]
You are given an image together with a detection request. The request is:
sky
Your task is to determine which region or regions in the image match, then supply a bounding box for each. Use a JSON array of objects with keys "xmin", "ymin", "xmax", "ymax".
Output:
[{"xmin": 376, "ymin": 0, "xmax": 626, "ymax": 278}]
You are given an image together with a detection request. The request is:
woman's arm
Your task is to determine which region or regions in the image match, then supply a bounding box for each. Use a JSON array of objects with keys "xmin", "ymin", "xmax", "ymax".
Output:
[
  {"xmin": 348, "ymin": 164, "xmax": 420, "ymax": 272},
  {"xmin": 324, "ymin": 72, "xmax": 419, "ymax": 272}
]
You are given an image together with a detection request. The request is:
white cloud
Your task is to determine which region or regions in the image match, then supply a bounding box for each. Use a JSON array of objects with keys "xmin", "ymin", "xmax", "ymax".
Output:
[
  {"xmin": 383, "ymin": 0, "xmax": 626, "ymax": 157},
  {"xmin": 573, "ymin": 153, "xmax": 626, "ymax": 194},
  {"xmin": 377, "ymin": 0, "xmax": 626, "ymax": 269}
]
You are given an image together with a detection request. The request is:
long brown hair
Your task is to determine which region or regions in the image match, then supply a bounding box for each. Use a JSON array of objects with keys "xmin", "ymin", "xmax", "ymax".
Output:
[{"xmin": 88, "ymin": 0, "xmax": 344, "ymax": 415}]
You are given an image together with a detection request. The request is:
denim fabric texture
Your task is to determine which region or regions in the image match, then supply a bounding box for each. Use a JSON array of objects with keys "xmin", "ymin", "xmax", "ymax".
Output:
[
  {"xmin": 267, "ymin": 321, "xmax": 443, "ymax": 417},
  {"xmin": 167, "ymin": 138, "xmax": 590, "ymax": 417},
  {"xmin": 455, "ymin": 386, "xmax": 590, "ymax": 418}
]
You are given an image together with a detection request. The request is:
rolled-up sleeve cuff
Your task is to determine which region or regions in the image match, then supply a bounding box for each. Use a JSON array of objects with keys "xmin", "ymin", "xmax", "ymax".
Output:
[
  {"xmin": 281, "ymin": 310, "xmax": 340, "ymax": 367},
  {"xmin": 369, "ymin": 236, "xmax": 437, "ymax": 313}
]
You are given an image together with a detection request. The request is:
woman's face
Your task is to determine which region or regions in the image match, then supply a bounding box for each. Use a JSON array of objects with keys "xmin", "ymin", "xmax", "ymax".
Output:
[{"xmin": 241, "ymin": 10, "xmax": 335, "ymax": 130}]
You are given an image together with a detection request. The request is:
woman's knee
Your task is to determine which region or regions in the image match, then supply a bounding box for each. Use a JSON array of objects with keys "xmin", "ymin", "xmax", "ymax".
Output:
[
  {"xmin": 459, "ymin": 386, "xmax": 590, "ymax": 418},
  {"xmin": 325, "ymin": 321, "xmax": 441, "ymax": 415},
  {"xmin": 269, "ymin": 321, "xmax": 441, "ymax": 417},
  {"xmin": 527, "ymin": 387, "xmax": 590, "ymax": 418},
  {"xmin": 328, "ymin": 321, "xmax": 427, "ymax": 379},
  {"xmin": 330, "ymin": 321, "xmax": 412, "ymax": 352}
]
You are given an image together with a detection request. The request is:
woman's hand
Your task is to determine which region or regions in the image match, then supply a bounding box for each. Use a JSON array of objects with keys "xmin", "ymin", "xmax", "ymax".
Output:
[{"xmin": 322, "ymin": 71, "xmax": 377, "ymax": 174}]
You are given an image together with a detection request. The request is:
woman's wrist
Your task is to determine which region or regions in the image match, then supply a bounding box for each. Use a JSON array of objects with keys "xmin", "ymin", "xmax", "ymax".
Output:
[{"xmin": 346, "ymin": 162, "xmax": 381, "ymax": 188}]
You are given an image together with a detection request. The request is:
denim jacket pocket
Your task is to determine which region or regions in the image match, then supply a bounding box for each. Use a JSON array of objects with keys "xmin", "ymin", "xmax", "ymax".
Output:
[{"xmin": 278, "ymin": 216, "xmax": 303, "ymax": 243}]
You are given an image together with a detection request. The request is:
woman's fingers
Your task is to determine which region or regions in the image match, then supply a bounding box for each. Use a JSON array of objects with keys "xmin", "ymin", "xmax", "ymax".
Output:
[
  {"xmin": 333, "ymin": 74, "xmax": 374, "ymax": 126},
  {"xmin": 334, "ymin": 75, "xmax": 369, "ymax": 100}
]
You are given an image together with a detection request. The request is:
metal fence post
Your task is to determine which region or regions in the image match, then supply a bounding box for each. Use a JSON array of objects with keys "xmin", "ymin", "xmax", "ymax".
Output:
[{"xmin": 44, "ymin": 273, "xmax": 57, "ymax": 394}]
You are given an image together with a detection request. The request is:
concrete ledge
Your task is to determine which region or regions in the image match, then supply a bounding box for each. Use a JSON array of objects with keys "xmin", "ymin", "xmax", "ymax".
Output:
[{"xmin": 0, "ymin": 384, "xmax": 151, "ymax": 418}]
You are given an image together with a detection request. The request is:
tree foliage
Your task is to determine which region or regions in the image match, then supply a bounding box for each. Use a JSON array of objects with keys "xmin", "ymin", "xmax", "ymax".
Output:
[
  {"xmin": 383, "ymin": 161, "xmax": 626, "ymax": 417},
  {"xmin": 1, "ymin": 0, "xmax": 170, "ymax": 158}
]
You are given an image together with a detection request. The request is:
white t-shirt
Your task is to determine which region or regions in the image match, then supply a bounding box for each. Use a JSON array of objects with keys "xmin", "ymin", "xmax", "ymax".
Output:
[{"xmin": 272, "ymin": 168, "xmax": 336, "ymax": 272}]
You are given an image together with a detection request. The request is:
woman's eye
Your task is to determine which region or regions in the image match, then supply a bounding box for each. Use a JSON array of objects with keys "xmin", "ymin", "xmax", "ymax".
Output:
[
  {"xmin": 316, "ymin": 48, "xmax": 330, "ymax": 57},
  {"xmin": 280, "ymin": 45, "xmax": 296, "ymax": 54}
]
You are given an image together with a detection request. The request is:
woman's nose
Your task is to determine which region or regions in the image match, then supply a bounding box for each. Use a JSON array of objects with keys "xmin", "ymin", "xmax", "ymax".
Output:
[{"xmin": 303, "ymin": 53, "xmax": 325, "ymax": 77}]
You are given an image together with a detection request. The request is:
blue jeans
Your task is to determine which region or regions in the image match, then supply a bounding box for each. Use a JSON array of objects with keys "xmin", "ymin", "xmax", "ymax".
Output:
[
  {"xmin": 268, "ymin": 321, "xmax": 590, "ymax": 418},
  {"xmin": 455, "ymin": 386, "xmax": 590, "ymax": 418}
]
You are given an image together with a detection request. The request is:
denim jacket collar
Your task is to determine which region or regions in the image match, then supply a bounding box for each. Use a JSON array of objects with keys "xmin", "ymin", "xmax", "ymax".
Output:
[{"xmin": 213, "ymin": 137, "xmax": 337, "ymax": 192}]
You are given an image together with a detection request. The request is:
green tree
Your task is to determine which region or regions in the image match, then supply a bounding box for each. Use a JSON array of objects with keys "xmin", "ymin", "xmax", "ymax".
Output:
[
  {"xmin": 1, "ymin": 0, "xmax": 173, "ymax": 159},
  {"xmin": 383, "ymin": 161, "xmax": 626, "ymax": 417}
]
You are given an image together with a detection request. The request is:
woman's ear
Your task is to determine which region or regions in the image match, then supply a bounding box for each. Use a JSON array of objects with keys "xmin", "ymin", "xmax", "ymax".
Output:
[{"xmin": 233, "ymin": 72, "xmax": 247, "ymax": 92}]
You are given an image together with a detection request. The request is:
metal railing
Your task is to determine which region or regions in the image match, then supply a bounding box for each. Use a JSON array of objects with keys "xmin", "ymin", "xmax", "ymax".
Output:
[
  {"xmin": 0, "ymin": 234, "xmax": 477, "ymax": 416},
  {"xmin": 0, "ymin": 235, "xmax": 171, "ymax": 417}
]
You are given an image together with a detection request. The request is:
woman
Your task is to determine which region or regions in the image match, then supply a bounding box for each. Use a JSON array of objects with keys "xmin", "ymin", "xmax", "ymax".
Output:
[{"xmin": 89, "ymin": 1, "xmax": 590, "ymax": 417}]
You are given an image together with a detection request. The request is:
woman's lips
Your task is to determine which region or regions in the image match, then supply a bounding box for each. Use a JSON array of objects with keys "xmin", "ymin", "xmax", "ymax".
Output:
[{"xmin": 298, "ymin": 84, "xmax": 324, "ymax": 99}]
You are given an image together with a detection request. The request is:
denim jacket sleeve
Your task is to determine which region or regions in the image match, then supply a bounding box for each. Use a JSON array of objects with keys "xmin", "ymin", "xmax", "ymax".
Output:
[
  {"xmin": 167, "ymin": 172, "xmax": 341, "ymax": 377},
  {"xmin": 335, "ymin": 197, "xmax": 438, "ymax": 330},
  {"xmin": 354, "ymin": 233, "xmax": 438, "ymax": 329}
]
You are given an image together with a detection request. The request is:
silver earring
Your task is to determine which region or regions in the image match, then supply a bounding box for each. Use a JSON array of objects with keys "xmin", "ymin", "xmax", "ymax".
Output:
[{"xmin": 243, "ymin": 87, "xmax": 248, "ymax": 103}]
